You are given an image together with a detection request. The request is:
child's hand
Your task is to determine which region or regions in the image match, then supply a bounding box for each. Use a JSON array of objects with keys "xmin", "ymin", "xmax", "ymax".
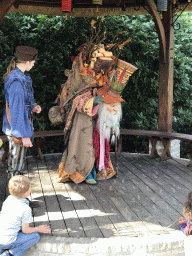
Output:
[
  {"xmin": 22, "ymin": 138, "xmax": 33, "ymax": 147},
  {"xmin": 37, "ymin": 225, "xmax": 51, "ymax": 233},
  {"xmin": 185, "ymin": 225, "xmax": 191, "ymax": 236},
  {"xmin": 33, "ymin": 105, "xmax": 41, "ymax": 114}
]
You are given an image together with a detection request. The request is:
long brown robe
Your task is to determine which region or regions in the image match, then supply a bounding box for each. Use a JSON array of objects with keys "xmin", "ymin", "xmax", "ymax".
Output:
[
  {"xmin": 56, "ymin": 52, "xmax": 115, "ymax": 183},
  {"xmin": 57, "ymin": 110, "xmax": 96, "ymax": 183}
]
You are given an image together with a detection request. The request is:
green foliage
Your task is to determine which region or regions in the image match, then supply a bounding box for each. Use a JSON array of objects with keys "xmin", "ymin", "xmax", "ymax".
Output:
[
  {"xmin": 0, "ymin": 12, "xmax": 192, "ymax": 154},
  {"xmin": 0, "ymin": 14, "xmax": 93, "ymax": 131},
  {"xmin": 173, "ymin": 12, "xmax": 192, "ymax": 135},
  {"xmin": 105, "ymin": 15, "xmax": 159, "ymax": 131}
]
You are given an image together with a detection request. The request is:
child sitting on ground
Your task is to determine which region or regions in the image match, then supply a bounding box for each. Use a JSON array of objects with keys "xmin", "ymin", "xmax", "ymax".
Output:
[
  {"xmin": 179, "ymin": 192, "xmax": 192, "ymax": 236},
  {"xmin": 0, "ymin": 175, "xmax": 51, "ymax": 256}
]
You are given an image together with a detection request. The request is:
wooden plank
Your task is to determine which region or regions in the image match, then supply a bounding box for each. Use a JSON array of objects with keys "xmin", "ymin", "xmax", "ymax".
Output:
[
  {"xmin": 51, "ymin": 152, "xmax": 180, "ymax": 233},
  {"xmin": 131, "ymin": 154, "xmax": 187, "ymax": 203},
  {"xmin": 120, "ymin": 129, "xmax": 192, "ymax": 141},
  {"xmin": 124, "ymin": 155, "xmax": 184, "ymax": 232},
  {"xmin": 24, "ymin": 152, "xmax": 187, "ymax": 239},
  {"xmin": 44, "ymin": 154, "xmax": 86, "ymax": 238},
  {"xmin": 34, "ymin": 156, "xmax": 68, "ymax": 237},
  {"xmin": 142, "ymin": 155, "xmax": 192, "ymax": 192},
  {"xmin": 115, "ymin": 153, "xmax": 181, "ymax": 221},
  {"xmin": 64, "ymin": 183, "xmax": 104, "ymax": 238},
  {"xmin": 110, "ymin": 155, "xmax": 177, "ymax": 233},
  {"xmin": 95, "ymin": 179, "xmax": 157, "ymax": 236},
  {"xmin": 25, "ymin": 157, "xmax": 50, "ymax": 231},
  {"xmin": 34, "ymin": 130, "xmax": 64, "ymax": 138},
  {"xmin": 123, "ymin": 153, "xmax": 183, "ymax": 214},
  {"xmin": 50, "ymin": 154, "xmax": 104, "ymax": 238},
  {"xmin": 128, "ymin": 158, "xmax": 183, "ymax": 225},
  {"xmin": 70, "ymin": 182, "xmax": 122, "ymax": 237},
  {"xmin": 169, "ymin": 157, "xmax": 192, "ymax": 167},
  {"xmin": 52, "ymin": 154, "xmax": 135, "ymax": 237},
  {"xmin": 139, "ymin": 154, "xmax": 190, "ymax": 199},
  {"xmin": 105, "ymin": 194, "xmax": 155, "ymax": 236},
  {"xmin": 122, "ymin": 153, "xmax": 191, "ymax": 206},
  {"xmin": 167, "ymin": 158, "xmax": 192, "ymax": 177},
  {"xmin": 88, "ymin": 183, "xmax": 138, "ymax": 237}
]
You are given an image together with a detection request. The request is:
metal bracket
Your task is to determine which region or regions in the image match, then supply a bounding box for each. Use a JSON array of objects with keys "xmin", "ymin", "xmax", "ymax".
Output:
[{"xmin": 171, "ymin": 2, "xmax": 190, "ymax": 29}]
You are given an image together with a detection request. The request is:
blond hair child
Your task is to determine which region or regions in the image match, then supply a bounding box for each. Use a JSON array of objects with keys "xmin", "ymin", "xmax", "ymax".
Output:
[{"xmin": 0, "ymin": 175, "xmax": 51, "ymax": 256}]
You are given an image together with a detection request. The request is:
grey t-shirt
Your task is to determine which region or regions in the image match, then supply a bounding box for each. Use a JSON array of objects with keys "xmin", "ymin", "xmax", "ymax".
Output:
[{"xmin": 0, "ymin": 195, "xmax": 32, "ymax": 245}]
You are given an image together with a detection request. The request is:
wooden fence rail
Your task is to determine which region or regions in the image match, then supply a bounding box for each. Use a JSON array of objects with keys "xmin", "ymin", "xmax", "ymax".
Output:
[{"xmin": 1, "ymin": 129, "xmax": 192, "ymax": 165}]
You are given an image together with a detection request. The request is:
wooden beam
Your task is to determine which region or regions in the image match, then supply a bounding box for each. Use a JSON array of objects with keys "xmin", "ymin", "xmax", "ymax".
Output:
[
  {"xmin": 13, "ymin": 0, "xmax": 20, "ymax": 8},
  {"xmin": 7, "ymin": 1, "xmax": 192, "ymax": 16},
  {"xmin": 8, "ymin": 5, "xmax": 148, "ymax": 16},
  {"xmin": 145, "ymin": 0, "xmax": 174, "ymax": 133},
  {"xmin": 145, "ymin": 0, "xmax": 166, "ymax": 63},
  {"xmin": 158, "ymin": 2, "xmax": 174, "ymax": 132},
  {"xmin": 0, "ymin": 0, "xmax": 15, "ymax": 22}
]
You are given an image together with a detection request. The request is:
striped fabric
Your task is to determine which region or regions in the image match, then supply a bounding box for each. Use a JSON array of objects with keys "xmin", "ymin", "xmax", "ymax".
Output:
[{"xmin": 7, "ymin": 136, "xmax": 28, "ymax": 178}]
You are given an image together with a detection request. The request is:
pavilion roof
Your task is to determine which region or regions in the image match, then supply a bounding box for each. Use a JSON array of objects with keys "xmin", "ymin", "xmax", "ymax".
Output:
[{"xmin": 7, "ymin": 0, "xmax": 192, "ymax": 17}]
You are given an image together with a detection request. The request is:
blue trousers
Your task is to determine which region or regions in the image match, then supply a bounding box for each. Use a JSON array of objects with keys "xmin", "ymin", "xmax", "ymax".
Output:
[{"xmin": 0, "ymin": 231, "xmax": 40, "ymax": 256}]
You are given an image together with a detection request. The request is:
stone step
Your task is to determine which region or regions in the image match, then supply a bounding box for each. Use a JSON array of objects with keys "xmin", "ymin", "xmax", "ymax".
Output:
[{"xmin": 25, "ymin": 231, "xmax": 186, "ymax": 256}]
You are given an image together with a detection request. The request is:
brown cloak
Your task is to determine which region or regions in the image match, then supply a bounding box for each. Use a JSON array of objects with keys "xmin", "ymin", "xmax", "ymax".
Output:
[{"xmin": 57, "ymin": 111, "xmax": 95, "ymax": 183}]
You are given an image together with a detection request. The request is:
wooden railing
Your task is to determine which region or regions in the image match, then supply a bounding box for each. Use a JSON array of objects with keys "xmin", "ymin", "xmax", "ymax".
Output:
[{"xmin": 1, "ymin": 129, "xmax": 192, "ymax": 165}]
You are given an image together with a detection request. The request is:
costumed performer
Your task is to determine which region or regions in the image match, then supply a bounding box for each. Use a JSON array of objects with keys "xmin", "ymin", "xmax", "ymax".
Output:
[
  {"xmin": 2, "ymin": 46, "xmax": 41, "ymax": 207},
  {"xmin": 49, "ymin": 44, "xmax": 137, "ymax": 184}
]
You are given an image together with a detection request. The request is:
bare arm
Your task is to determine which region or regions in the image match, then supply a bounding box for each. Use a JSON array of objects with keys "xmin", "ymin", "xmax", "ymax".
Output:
[{"xmin": 22, "ymin": 223, "xmax": 51, "ymax": 234}]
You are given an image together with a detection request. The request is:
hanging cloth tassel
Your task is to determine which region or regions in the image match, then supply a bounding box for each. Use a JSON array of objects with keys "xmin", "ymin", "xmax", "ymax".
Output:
[{"xmin": 61, "ymin": 0, "xmax": 72, "ymax": 12}]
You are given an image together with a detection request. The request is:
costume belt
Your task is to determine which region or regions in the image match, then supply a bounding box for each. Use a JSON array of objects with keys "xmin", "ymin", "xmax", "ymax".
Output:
[{"xmin": 6, "ymin": 102, "xmax": 32, "ymax": 126}]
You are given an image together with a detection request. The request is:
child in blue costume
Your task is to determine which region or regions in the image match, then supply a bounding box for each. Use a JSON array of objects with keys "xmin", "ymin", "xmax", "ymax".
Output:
[
  {"xmin": 0, "ymin": 175, "xmax": 51, "ymax": 256},
  {"xmin": 179, "ymin": 192, "xmax": 192, "ymax": 236},
  {"xmin": 2, "ymin": 46, "xmax": 41, "ymax": 178}
]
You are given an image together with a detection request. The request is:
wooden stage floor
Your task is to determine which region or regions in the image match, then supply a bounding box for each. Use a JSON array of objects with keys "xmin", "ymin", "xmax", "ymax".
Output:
[{"xmin": 26, "ymin": 152, "xmax": 191, "ymax": 238}]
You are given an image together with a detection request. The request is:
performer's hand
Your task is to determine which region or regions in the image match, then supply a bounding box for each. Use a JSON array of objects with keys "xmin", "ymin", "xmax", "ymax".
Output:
[
  {"xmin": 33, "ymin": 105, "xmax": 41, "ymax": 114},
  {"xmin": 22, "ymin": 138, "xmax": 33, "ymax": 147}
]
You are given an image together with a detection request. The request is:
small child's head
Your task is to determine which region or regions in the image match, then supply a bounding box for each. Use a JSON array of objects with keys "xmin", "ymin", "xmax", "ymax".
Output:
[
  {"xmin": 183, "ymin": 192, "xmax": 192, "ymax": 221},
  {"xmin": 8, "ymin": 175, "xmax": 31, "ymax": 198}
]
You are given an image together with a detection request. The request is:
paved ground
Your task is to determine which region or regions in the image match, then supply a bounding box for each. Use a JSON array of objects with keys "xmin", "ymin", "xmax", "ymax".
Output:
[{"xmin": 1, "ymin": 152, "xmax": 192, "ymax": 255}]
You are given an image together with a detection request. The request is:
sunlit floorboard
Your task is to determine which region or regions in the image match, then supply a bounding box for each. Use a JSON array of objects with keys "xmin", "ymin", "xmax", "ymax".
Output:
[{"xmin": 25, "ymin": 152, "xmax": 191, "ymax": 238}]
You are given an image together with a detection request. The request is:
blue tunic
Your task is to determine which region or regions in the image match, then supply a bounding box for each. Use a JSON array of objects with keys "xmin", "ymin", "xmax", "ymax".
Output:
[{"xmin": 2, "ymin": 67, "xmax": 37, "ymax": 138}]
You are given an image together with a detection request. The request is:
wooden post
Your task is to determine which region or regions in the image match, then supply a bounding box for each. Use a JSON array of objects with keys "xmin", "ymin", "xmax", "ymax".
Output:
[
  {"xmin": 146, "ymin": 0, "xmax": 174, "ymax": 157},
  {"xmin": 158, "ymin": 2, "xmax": 174, "ymax": 132},
  {"xmin": 146, "ymin": 0, "xmax": 174, "ymax": 132}
]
